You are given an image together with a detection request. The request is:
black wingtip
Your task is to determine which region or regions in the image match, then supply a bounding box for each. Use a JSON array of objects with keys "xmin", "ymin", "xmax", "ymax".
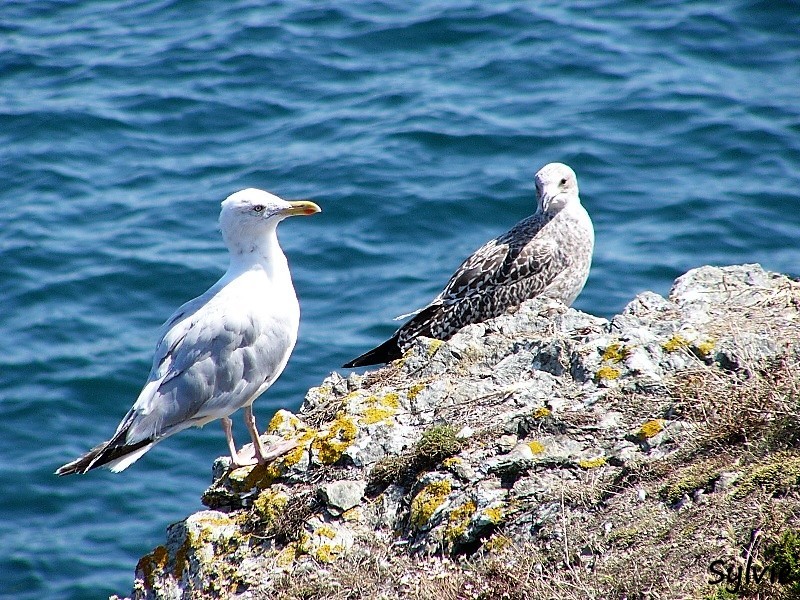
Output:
[
  {"xmin": 56, "ymin": 441, "xmax": 108, "ymax": 476},
  {"xmin": 342, "ymin": 335, "xmax": 403, "ymax": 368},
  {"xmin": 55, "ymin": 436, "xmax": 152, "ymax": 476}
]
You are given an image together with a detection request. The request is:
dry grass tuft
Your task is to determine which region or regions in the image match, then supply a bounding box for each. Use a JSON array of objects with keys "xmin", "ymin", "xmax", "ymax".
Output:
[
  {"xmin": 245, "ymin": 490, "xmax": 322, "ymax": 544},
  {"xmin": 670, "ymin": 354, "xmax": 800, "ymax": 458}
]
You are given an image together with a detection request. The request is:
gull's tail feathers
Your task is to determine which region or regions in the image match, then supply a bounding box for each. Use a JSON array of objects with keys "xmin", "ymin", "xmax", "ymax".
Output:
[
  {"xmin": 55, "ymin": 411, "xmax": 155, "ymax": 476},
  {"xmin": 342, "ymin": 334, "xmax": 403, "ymax": 369}
]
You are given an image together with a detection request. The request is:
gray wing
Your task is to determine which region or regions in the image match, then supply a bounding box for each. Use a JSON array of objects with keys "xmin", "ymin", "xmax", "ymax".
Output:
[{"xmin": 122, "ymin": 293, "xmax": 294, "ymax": 444}]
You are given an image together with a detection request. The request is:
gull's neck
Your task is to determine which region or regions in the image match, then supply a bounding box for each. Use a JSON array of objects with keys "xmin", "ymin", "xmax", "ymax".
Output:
[{"xmin": 225, "ymin": 223, "xmax": 289, "ymax": 280}]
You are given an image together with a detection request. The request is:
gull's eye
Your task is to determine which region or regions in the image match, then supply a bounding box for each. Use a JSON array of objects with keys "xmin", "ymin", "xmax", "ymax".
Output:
[
  {"xmin": 559, "ymin": 177, "xmax": 568, "ymax": 186},
  {"xmin": 253, "ymin": 205, "xmax": 265, "ymax": 212}
]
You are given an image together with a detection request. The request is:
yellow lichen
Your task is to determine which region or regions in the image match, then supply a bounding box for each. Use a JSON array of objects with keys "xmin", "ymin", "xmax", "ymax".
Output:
[
  {"xmin": 252, "ymin": 489, "xmax": 288, "ymax": 528},
  {"xmin": 359, "ymin": 393, "xmax": 400, "ymax": 425},
  {"xmin": 533, "ymin": 407, "xmax": 551, "ymax": 419},
  {"xmin": 662, "ymin": 334, "xmax": 690, "ymax": 352},
  {"xmin": 312, "ymin": 542, "xmax": 344, "ymax": 563},
  {"xmin": 315, "ymin": 525, "xmax": 337, "ymax": 540},
  {"xmin": 380, "ymin": 392, "xmax": 400, "ymax": 408},
  {"xmin": 602, "ymin": 342, "xmax": 631, "ymax": 363},
  {"xmin": 527, "ymin": 440, "xmax": 545, "ymax": 454},
  {"xmin": 280, "ymin": 429, "xmax": 317, "ymax": 466},
  {"xmin": 407, "ymin": 383, "xmax": 426, "ymax": 400},
  {"xmin": 427, "ymin": 339, "xmax": 444, "ymax": 356},
  {"xmin": 595, "ymin": 366, "xmax": 621, "ymax": 381},
  {"xmin": 230, "ymin": 460, "xmax": 283, "ymax": 490},
  {"xmin": 484, "ymin": 534, "xmax": 512, "ymax": 552},
  {"xmin": 443, "ymin": 456, "xmax": 463, "ymax": 469},
  {"xmin": 275, "ymin": 543, "xmax": 298, "ymax": 567},
  {"xmin": 136, "ymin": 545, "xmax": 169, "ymax": 588},
  {"xmin": 445, "ymin": 500, "xmax": 477, "ymax": 542},
  {"xmin": 694, "ymin": 338, "xmax": 716, "ymax": 358},
  {"xmin": 638, "ymin": 419, "xmax": 664, "ymax": 439},
  {"xmin": 360, "ymin": 406, "xmax": 396, "ymax": 425},
  {"xmin": 312, "ymin": 414, "xmax": 358, "ymax": 465},
  {"xmin": 267, "ymin": 409, "xmax": 300, "ymax": 434},
  {"xmin": 299, "ymin": 528, "xmax": 345, "ymax": 564},
  {"xmin": 482, "ymin": 505, "xmax": 505, "ymax": 524},
  {"xmin": 579, "ymin": 457, "xmax": 607, "ymax": 469},
  {"xmin": 173, "ymin": 534, "xmax": 191, "ymax": 579},
  {"xmin": 341, "ymin": 507, "xmax": 362, "ymax": 522},
  {"xmin": 410, "ymin": 480, "xmax": 452, "ymax": 528}
]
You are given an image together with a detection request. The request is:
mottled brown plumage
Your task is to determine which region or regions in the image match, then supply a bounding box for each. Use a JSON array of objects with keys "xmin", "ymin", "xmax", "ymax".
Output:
[{"xmin": 343, "ymin": 162, "xmax": 594, "ymax": 368}]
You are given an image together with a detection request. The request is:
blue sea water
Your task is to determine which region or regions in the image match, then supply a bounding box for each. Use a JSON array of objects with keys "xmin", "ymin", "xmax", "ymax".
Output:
[{"xmin": 1, "ymin": 0, "xmax": 799, "ymax": 597}]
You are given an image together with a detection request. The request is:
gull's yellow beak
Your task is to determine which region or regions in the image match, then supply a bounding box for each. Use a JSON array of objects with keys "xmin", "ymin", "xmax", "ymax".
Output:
[{"xmin": 282, "ymin": 200, "xmax": 321, "ymax": 216}]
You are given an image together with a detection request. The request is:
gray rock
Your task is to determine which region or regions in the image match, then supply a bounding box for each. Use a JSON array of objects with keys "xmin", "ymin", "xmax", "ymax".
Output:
[
  {"xmin": 125, "ymin": 264, "xmax": 800, "ymax": 600},
  {"xmin": 320, "ymin": 480, "xmax": 367, "ymax": 516}
]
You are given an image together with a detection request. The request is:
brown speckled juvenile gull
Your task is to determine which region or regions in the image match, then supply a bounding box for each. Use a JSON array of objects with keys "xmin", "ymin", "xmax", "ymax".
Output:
[
  {"xmin": 343, "ymin": 162, "xmax": 594, "ymax": 368},
  {"xmin": 57, "ymin": 189, "xmax": 320, "ymax": 475}
]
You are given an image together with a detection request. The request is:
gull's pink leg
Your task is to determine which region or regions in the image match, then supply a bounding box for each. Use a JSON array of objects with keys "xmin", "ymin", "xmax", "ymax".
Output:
[
  {"xmin": 243, "ymin": 405, "xmax": 298, "ymax": 463},
  {"xmin": 220, "ymin": 417, "xmax": 240, "ymax": 464}
]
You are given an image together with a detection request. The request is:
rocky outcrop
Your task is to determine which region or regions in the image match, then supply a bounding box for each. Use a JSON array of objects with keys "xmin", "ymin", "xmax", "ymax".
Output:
[{"xmin": 121, "ymin": 264, "xmax": 800, "ymax": 600}]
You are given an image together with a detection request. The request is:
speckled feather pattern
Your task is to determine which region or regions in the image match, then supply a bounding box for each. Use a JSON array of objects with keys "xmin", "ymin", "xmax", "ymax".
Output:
[
  {"xmin": 398, "ymin": 206, "xmax": 593, "ymax": 347},
  {"xmin": 344, "ymin": 163, "xmax": 594, "ymax": 367}
]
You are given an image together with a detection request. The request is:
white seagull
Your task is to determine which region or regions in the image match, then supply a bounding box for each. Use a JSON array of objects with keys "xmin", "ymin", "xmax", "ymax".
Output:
[
  {"xmin": 57, "ymin": 189, "xmax": 320, "ymax": 475},
  {"xmin": 343, "ymin": 162, "xmax": 594, "ymax": 368}
]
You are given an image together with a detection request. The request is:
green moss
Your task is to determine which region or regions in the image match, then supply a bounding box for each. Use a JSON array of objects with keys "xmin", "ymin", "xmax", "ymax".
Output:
[
  {"xmin": 662, "ymin": 334, "xmax": 690, "ymax": 352},
  {"xmin": 445, "ymin": 500, "xmax": 476, "ymax": 542},
  {"xmin": 638, "ymin": 419, "xmax": 664, "ymax": 439},
  {"xmin": 602, "ymin": 342, "xmax": 631, "ymax": 363},
  {"xmin": 702, "ymin": 588, "xmax": 740, "ymax": 600},
  {"xmin": 595, "ymin": 366, "xmax": 621, "ymax": 381},
  {"xmin": 411, "ymin": 479, "xmax": 452, "ymax": 528},
  {"xmin": 606, "ymin": 526, "xmax": 644, "ymax": 549},
  {"xmin": 733, "ymin": 453, "xmax": 800, "ymax": 499},
  {"xmin": 369, "ymin": 424, "xmax": 462, "ymax": 489},
  {"xmin": 416, "ymin": 424, "xmax": 461, "ymax": 461},
  {"xmin": 578, "ymin": 457, "xmax": 607, "ymax": 469},
  {"xmin": 660, "ymin": 459, "xmax": 723, "ymax": 504},
  {"xmin": 765, "ymin": 529, "xmax": 800, "ymax": 595}
]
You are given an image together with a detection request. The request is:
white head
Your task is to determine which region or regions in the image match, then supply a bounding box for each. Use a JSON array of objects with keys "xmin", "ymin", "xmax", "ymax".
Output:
[
  {"xmin": 534, "ymin": 163, "xmax": 580, "ymax": 214},
  {"xmin": 219, "ymin": 188, "xmax": 320, "ymax": 254}
]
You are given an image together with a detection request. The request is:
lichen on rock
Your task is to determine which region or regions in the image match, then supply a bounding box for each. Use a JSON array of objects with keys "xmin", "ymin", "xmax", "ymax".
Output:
[{"xmin": 124, "ymin": 264, "xmax": 800, "ymax": 600}]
